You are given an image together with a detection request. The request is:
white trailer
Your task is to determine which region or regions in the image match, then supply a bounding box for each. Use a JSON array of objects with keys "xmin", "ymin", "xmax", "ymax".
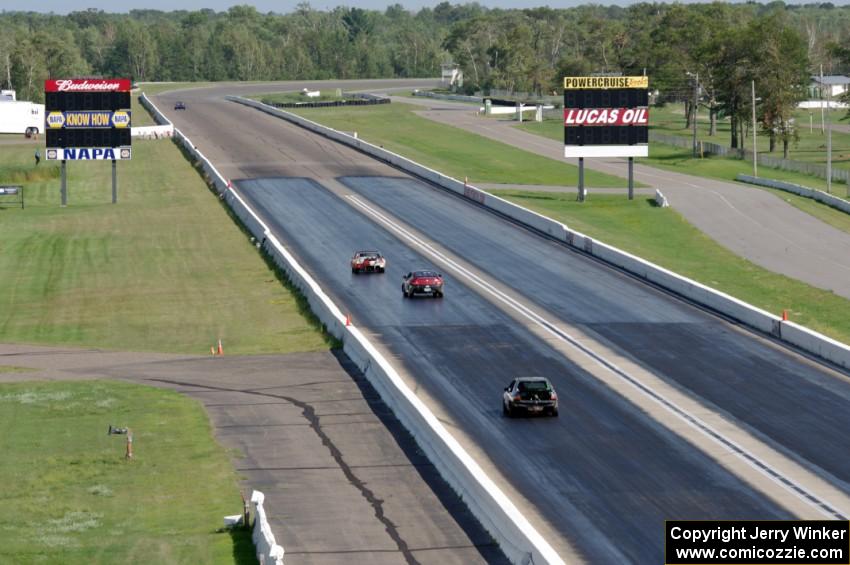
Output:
[{"xmin": 0, "ymin": 94, "xmax": 45, "ymax": 135}]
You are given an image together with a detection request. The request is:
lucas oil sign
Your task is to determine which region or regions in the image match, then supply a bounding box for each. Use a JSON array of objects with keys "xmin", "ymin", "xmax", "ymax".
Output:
[
  {"xmin": 564, "ymin": 107, "xmax": 648, "ymax": 126},
  {"xmin": 563, "ymin": 75, "xmax": 649, "ymax": 158}
]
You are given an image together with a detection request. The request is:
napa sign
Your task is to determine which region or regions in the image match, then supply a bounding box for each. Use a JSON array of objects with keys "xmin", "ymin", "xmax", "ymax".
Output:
[
  {"xmin": 46, "ymin": 110, "xmax": 131, "ymax": 129},
  {"xmin": 45, "ymin": 147, "xmax": 131, "ymax": 160}
]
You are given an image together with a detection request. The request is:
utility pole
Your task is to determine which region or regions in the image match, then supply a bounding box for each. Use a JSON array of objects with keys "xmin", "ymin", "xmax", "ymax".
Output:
[
  {"xmin": 827, "ymin": 77, "xmax": 832, "ymax": 194},
  {"xmin": 692, "ymin": 72, "xmax": 699, "ymax": 157},
  {"xmin": 820, "ymin": 64, "xmax": 824, "ymax": 134},
  {"xmin": 752, "ymin": 80, "xmax": 758, "ymax": 177}
]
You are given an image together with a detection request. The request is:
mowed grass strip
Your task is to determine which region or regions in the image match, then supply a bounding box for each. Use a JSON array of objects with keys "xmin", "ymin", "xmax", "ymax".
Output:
[
  {"xmin": 491, "ymin": 190, "xmax": 850, "ymax": 344},
  {"xmin": 287, "ymin": 101, "xmax": 628, "ymax": 187},
  {"xmin": 0, "ymin": 139, "xmax": 331, "ymax": 354},
  {"xmin": 0, "ymin": 380, "xmax": 255, "ymax": 565}
]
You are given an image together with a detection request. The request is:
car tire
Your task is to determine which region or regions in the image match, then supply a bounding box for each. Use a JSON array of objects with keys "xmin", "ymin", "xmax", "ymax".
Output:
[
  {"xmin": 550, "ymin": 407, "xmax": 559, "ymax": 417},
  {"xmin": 402, "ymin": 285, "xmax": 409, "ymax": 298},
  {"xmin": 352, "ymin": 267, "xmax": 358, "ymax": 274},
  {"xmin": 504, "ymin": 402, "xmax": 514, "ymax": 418}
]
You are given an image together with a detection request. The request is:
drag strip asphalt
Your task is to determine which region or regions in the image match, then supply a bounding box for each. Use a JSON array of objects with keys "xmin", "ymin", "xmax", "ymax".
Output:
[
  {"xmin": 235, "ymin": 176, "xmax": 794, "ymax": 563},
  {"xmin": 337, "ymin": 175, "xmax": 850, "ymax": 491}
]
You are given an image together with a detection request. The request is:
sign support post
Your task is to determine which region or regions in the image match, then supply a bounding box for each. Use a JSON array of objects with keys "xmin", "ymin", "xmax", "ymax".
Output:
[
  {"xmin": 578, "ymin": 158, "xmax": 585, "ymax": 202},
  {"xmin": 60, "ymin": 160, "xmax": 67, "ymax": 207},
  {"xmin": 112, "ymin": 160, "xmax": 117, "ymax": 204},
  {"xmin": 628, "ymin": 157, "xmax": 634, "ymax": 200}
]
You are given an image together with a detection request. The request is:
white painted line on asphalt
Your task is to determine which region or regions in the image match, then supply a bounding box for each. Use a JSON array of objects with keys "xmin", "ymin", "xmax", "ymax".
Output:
[{"xmin": 346, "ymin": 193, "xmax": 848, "ymax": 521}]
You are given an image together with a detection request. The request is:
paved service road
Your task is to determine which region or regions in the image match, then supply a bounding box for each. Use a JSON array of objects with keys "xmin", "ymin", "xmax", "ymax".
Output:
[
  {"xmin": 151, "ymin": 85, "xmax": 850, "ymax": 563},
  {"xmin": 391, "ymin": 95, "xmax": 850, "ymax": 300},
  {"xmin": 0, "ymin": 344, "xmax": 506, "ymax": 565}
]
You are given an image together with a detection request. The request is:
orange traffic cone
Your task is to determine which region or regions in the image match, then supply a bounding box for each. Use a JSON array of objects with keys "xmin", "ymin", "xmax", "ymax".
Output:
[
  {"xmin": 345, "ymin": 313, "xmax": 351, "ymax": 327},
  {"xmin": 125, "ymin": 429, "xmax": 134, "ymax": 460},
  {"xmin": 782, "ymin": 310, "xmax": 788, "ymax": 321},
  {"xmin": 217, "ymin": 339, "xmax": 224, "ymax": 355}
]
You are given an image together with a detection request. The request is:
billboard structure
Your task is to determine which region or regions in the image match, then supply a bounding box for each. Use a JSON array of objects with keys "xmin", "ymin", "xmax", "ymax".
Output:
[
  {"xmin": 44, "ymin": 78, "xmax": 132, "ymax": 205},
  {"xmin": 563, "ymin": 76, "xmax": 648, "ymax": 201}
]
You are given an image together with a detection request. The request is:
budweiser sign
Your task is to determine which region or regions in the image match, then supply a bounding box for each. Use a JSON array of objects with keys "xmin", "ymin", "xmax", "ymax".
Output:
[
  {"xmin": 45, "ymin": 78, "xmax": 131, "ymax": 92},
  {"xmin": 564, "ymin": 107, "xmax": 649, "ymax": 127}
]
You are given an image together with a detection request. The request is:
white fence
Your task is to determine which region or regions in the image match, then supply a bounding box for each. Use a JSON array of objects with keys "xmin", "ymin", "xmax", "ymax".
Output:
[
  {"xmin": 140, "ymin": 92, "xmax": 564, "ymax": 565},
  {"xmin": 227, "ymin": 95, "xmax": 850, "ymax": 374}
]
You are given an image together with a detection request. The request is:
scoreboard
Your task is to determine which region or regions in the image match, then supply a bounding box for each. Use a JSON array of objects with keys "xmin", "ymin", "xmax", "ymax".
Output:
[
  {"xmin": 44, "ymin": 78, "xmax": 132, "ymax": 161},
  {"xmin": 563, "ymin": 76, "xmax": 649, "ymax": 158}
]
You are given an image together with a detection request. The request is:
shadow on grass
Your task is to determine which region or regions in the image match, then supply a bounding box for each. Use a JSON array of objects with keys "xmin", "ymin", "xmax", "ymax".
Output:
[
  {"xmin": 229, "ymin": 526, "xmax": 259, "ymax": 565},
  {"xmin": 170, "ymin": 137, "xmax": 341, "ymax": 351}
]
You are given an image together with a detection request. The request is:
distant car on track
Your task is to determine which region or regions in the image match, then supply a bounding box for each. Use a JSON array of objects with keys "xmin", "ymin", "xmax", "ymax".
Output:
[
  {"xmin": 503, "ymin": 377, "xmax": 558, "ymax": 417},
  {"xmin": 402, "ymin": 270, "xmax": 443, "ymax": 298},
  {"xmin": 174, "ymin": 101, "xmax": 186, "ymax": 110},
  {"xmin": 351, "ymin": 250, "xmax": 386, "ymax": 273}
]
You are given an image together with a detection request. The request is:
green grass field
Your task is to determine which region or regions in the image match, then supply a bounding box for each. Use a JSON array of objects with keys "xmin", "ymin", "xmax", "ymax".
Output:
[
  {"xmin": 288, "ymin": 101, "xmax": 630, "ymax": 187},
  {"xmin": 0, "ymin": 138, "xmax": 332, "ymax": 354},
  {"xmin": 251, "ymin": 91, "xmax": 345, "ymax": 104},
  {"xmin": 651, "ymin": 103, "xmax": 850, "ymax": 170},
  {"xmin": 493, "ymin": 191, "xmax": 850, "ymax": 343},
  {"xmin": 0, "ymin": 380, "xmax": 256, "ymax": 565}
]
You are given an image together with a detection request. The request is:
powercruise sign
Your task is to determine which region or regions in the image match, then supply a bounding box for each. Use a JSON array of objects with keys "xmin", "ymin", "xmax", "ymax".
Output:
[
  {"xmin": 44, "ymin": 78, "xmax": 131, "ymax": 160},
  {"xmin": 564, "ymin": 76, "xmax": 648, "ymax": 90},
  {"xmin": 563, "ymin": 75, "xmax": 649, "ymax": 158}
]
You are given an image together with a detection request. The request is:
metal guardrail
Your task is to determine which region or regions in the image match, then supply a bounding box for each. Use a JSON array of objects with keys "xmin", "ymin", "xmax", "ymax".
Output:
[{"xmin": 0, "ymin": 185, "xmax": 24, "ymax": 209}]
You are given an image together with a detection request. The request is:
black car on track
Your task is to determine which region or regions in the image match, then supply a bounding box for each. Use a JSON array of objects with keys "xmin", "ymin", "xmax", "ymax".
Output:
[
  {"xmin": 503, "ymin": 377, "xmax": 558, "ymax": 417},
  {"xmin": 174, "ymin": 101, "xmax": 186, "ymax": 110}
]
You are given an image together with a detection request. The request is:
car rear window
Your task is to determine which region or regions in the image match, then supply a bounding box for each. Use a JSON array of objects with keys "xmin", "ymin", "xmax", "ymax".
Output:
[
  {"xmin": 415, "ymin": 271, "xmax": 438, "ymax": 277},
  {"xmin": 518, "ymin": 381, "xmax": 550, "ymax": 392}
]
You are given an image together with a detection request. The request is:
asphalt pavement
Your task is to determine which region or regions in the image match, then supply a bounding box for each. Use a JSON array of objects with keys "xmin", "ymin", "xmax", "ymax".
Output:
[
  {"xmin": 0, "ymin": 344, "xmax": 505, "ymax": 565},
  {"xmin": 391, "ymin": 95, "xmax": 850, "ymax": 300},
  {"xmin": 151, "ymin": 85, "xmax": 850, "ymax": 563}
]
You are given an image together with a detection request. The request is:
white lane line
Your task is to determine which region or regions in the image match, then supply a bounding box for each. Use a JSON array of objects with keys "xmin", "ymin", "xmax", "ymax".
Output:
[{"xmin": 346, "ymin": 193, "xmax": 847, "ymax": 520}]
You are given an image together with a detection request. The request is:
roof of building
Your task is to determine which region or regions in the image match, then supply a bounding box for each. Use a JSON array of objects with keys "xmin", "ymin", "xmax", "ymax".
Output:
[{"xmin": 811, "ymin": 75, "xmax": 850, "ymax": 85}]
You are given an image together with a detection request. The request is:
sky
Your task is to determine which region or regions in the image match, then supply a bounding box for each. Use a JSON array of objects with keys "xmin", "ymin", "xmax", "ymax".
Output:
[{"xmin": 8, "ymin": 0, "xmax": 842, "ymax": 15}]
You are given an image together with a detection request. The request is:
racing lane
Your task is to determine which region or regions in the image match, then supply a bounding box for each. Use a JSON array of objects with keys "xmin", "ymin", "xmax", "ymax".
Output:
[
  {"xmin": 235, "ymin": 176, "xmax": 793, "ymax": 563},
  {"xmin": 339, "ymin": 176, "xmax": 850, "ymax": 489}
]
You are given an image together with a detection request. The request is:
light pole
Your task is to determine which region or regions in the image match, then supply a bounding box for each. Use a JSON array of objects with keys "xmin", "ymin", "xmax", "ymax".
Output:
[{"xmin": 688, "ymin": 72, "xmax": 699, "ymax": 157}]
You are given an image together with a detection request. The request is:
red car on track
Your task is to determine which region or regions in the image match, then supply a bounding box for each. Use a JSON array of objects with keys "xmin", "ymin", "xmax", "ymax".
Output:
[
  {"xmin": 351, "ymin": 250, "xmax": 386, "ymax": 274},
  {"xmin": 402, "ymin": 270, "xmax": 444, "ymax": 298}
]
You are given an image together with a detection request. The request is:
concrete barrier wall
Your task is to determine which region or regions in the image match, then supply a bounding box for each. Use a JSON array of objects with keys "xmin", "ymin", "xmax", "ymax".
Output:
[
  {"xmin": 225, "ymin": 96, "xmax": 850, "ymax": 373},
  {"xmin": 251, "ymin": 491, "xmax": 285, "ymax": 565},
  {"xmin": 142, "ymin": 93, "xmax": 563, "ymax": 565},
  {"xmin": 737, "ymin": 174, "xmax": 850, "ymax": 215}
]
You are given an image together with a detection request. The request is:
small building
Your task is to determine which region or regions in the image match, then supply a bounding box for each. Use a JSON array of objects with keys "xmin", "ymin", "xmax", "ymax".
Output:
[
  {"xmin": 441, "ymin": 63, "xmax": 463, "ymax": 90},
  {"xmin": 809, "ymin": 75, "xmax": 850, "ymax": 99}
]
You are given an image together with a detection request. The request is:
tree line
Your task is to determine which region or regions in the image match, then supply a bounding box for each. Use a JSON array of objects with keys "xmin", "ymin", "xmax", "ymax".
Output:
[{"xmin": 1, "ymin": 2, "xmax": 849, "ymax": 151}]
